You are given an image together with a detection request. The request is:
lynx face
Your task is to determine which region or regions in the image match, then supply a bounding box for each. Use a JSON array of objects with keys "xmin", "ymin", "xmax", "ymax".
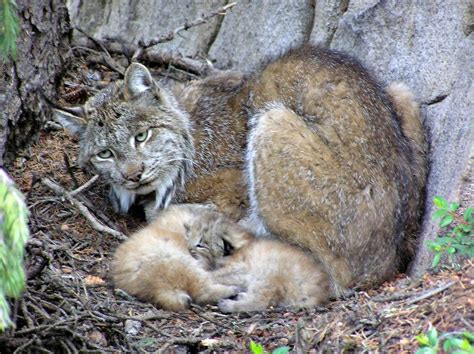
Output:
[
  {"xmin": 54, "ymin": 64, "xmax": 194, "ymax": 213},
  {"xmin": 184, "ymin": 210, "xmax": 254, "ymax": 269}
]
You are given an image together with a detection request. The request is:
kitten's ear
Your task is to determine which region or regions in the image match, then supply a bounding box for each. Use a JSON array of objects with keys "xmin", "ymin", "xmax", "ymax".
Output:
[
  {"xmin": 222, "ymin": 239, "xmax": 234, "ymax": 257},
  {"xmin": 53, "ymin": 109, "xmax": 87, "ymax": 137},
  {"xmin": 223, "ymin": 228, "xmax": 254, "ymax": 250},
  {"xmin": 183, "ymin": 222, "xmax": 191, "ymax": 234},
  {"xmin": 124, "ymin": 63, "xmax": 155, "ymax": 98}
]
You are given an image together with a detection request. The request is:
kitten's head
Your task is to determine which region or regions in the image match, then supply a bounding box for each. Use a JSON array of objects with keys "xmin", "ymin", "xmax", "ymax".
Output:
[
  {"xmin": 54, "ymin": 63, "xmax": 194, "ymax": 213},
  {"xmin": 184, "ymin": 211, "xmax": 254, "ymax": 269}
]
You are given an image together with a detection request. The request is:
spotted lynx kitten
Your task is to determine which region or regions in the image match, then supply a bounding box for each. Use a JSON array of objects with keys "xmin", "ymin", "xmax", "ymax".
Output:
[
  {"xmin": 55, "ymin": 45, "xmax": 427, "ymax": 297},
  {"xmin": 185, "ymin": 209, "xmax": 329, "ymax": 312}
]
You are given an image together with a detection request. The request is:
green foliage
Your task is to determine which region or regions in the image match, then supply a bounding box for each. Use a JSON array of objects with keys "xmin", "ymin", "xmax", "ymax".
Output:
[
  {"xmin": 249, "ymin": 340, "xmax": 290, "ymax": 354},
  {"xmin": 0, "ymin": 0, "xmax": 20, "ymax": 61},
  {"xmin": 0, "ymin": 168, "xmax": 30, "ymax": 331},
  {"xmin": 428, "ymin": 196, "xmax": 473, "ymax": 269},
  {"xmin": 415, "ymin": 327, "xmax": 474, "ymax": 354}
]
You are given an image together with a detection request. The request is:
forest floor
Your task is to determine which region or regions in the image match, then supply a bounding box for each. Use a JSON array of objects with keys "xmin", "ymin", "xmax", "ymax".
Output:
[{"xmin": 1, "ymin": 58, "xmax": 472, "ymax": 353}]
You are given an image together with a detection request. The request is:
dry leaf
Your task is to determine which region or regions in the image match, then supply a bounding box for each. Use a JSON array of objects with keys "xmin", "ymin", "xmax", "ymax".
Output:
[{"xmin": 84, "ymin": 275, "xmax": 105, "ymax": 286}]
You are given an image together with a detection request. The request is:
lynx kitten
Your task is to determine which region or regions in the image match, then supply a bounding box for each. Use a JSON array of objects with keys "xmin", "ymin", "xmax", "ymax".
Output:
[
  {"xmin": 185, "ymin": 210, "xmax": 329, "ymax": 312},
  {"xmin": 111, "ymin": 204, "xmax": 238, "ymax": 311}
]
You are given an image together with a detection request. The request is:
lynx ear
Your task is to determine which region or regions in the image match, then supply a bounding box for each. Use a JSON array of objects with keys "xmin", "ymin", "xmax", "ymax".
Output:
[
  {"xmin": 53, "ymin": 109, "xmax": 87, "ymax": 137},
  {"xmin": 124, "ymin": 63, "xmax": 155, "ymax": 98}
]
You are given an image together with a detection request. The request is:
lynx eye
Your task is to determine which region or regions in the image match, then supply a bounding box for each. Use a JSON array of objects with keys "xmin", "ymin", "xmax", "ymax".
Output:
[
  {"xmin": 135, "ymin": 129, "xmax": 150, "ymax": 143},
  {"xmin": 97, "ymin": 149, "xmax": 113, "ymax": 159}
]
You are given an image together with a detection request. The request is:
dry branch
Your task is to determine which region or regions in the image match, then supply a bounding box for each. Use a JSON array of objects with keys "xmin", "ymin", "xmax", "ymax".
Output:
[
  {"xmin": 404, "ymin": 280, "xmax": 456, "ymax": 305},
  {"xmin": 73, "ymin": 2, "xmax": 237, "ymax": 76},
  {"xmin": 137, "ymin": 2, "xmax": 237, "ymax": 50},
  {"xmin": 41, "ymin": 177, "xmax": 127, "ymax": 241}
]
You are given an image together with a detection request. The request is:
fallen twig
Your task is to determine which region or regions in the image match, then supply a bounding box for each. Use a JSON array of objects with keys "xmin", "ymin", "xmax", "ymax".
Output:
[
  {"xmin": 136, "ymin": 2, "xmax": 237, "ymax": 52},
  {"xmin": 75, "ymin": 27, "xmax": 126, "ymax": 75},
  {"xmin": 69, "ymin": 174, "xmax": 99, "ymax": 197},
  {"xmin": 41, "ymin": 177, "xmax": 127, "ymax": 241},
  {"xmin": 404, "ymin": 280, "xmax": 456, "ymax": 305},
  {"xmin": 371, "ymin": 279, "xmax": 424, "ymax": 302}
]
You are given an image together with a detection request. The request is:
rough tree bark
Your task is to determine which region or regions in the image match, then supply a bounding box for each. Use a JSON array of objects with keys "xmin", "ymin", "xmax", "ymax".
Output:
[{"xmin": 0, "ymin": 0, "xmax": 70, "ymax": 166}]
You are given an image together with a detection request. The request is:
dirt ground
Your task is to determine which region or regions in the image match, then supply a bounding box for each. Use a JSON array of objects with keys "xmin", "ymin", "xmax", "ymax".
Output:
[{"xmin": 0, "ymin": 57, "xmax": 472, "ymax": 353}]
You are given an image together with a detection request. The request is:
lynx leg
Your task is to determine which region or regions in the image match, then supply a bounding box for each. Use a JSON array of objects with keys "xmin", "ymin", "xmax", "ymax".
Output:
[
  {"xmin": 246, "ymin": 105, "xmax": 360, "ymax": 297},
  {"xmin": 153, "ymin": 290, "xmax": 192, "ymax": 311},
  {"xmin": 189, "ymin": 268, "xmax": 240, "ymax": 305},
  {"xmin": 218, "ymin": 291, "xmax": 269, "ymax": 313}
]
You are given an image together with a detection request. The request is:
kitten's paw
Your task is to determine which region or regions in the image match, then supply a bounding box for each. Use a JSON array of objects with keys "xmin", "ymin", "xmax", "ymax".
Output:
[
  {"xmin": 218, "ymin": 299, "xmax": 238, "ymax": 313},
  {"xmin": 159, "ymin": 292, "xmax": 191, "ymax": 311},
  {"xmin": 225, "ymin": 285, "xmax": 242, "ymax": 298}
]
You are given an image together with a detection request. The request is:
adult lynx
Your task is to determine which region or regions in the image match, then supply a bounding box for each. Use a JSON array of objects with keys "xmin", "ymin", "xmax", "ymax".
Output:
[{"xmin": 55, "ymin": 45, "xmax": 427, "ymax": 296}]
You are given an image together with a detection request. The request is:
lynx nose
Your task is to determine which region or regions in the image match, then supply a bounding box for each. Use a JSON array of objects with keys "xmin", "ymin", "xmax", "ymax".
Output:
[{"xmin": 122, "ymin": 163, "xmax": 144, "ymax": 183}]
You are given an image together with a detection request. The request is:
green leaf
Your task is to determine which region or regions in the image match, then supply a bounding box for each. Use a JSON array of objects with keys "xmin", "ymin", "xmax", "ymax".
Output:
[
  {"xmin": 449, "ymin": 202, "xmax": 460, "ymax": 212},
  {"xmin": 272, "ymin": 346, "xmax": 290, "ymax": 354},
  {"xmin": 434, "ymin": 196, "xmax": 448, "ymax": 209},
  {"xmin": 415, "ymin": 348, "xmax": 437, "ymax": 354},
  {"xmin": 416, "ymin": 333, "xmax": 430, "ymax": 346},
  {"xmin": 464, "ymin": 207, "xmax": 473, "ymax": 222},
  {"xmin": 440, "ymin": 214, "xmax": 454, "ymax": 228},
  {"xmin": 427, "ymin": 328, "xmax": 438, "ymax": 348},
  {"xmin": 431, "ymin": 253, "xmax": 441, "ymax": 268},
  {"xmin": 462, "ymin": 331, "xmax": 474, "ymax": 342},
  {"xmin": 447, "ymin": 246, "xmax": 456, "ymax": 254},
  {"xmin": 459, "ymin": 338, "xmax": 473, "ymax": 351},
  {"xmin": 432, "ymin": 209, "xmax": 448, "ymax": 220},
  {"xmin": 250, "ymin": 340, "xmax": 264, "ymax": 354},
  {"xmin": 459, "ymin": 224, "xmax": 472, "ymax": 233}
]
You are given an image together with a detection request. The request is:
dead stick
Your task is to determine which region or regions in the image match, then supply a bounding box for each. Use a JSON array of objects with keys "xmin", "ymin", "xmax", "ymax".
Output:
[
  {"xmin": 404, "ymin": 280, "xmax": 456, "ymax": 305},
  {"xmin": 139, "ymin": 2, "xmax": 237, "ymax": 49},
  {"xmin": 371, "ymin": 279, "xmax": 424, "ymax": 302},
  {"xmin": 41, "ymin": 177, "xmax": 127, "ymax": 241},
  {"xmin": 68, "ymin": 175, "xmax": 99, "ymax": 197}
]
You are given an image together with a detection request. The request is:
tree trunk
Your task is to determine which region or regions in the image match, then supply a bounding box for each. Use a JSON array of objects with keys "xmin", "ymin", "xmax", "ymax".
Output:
[{"xmin": 0, "ymin": 0, "xmax": 70, "ymax": 166}]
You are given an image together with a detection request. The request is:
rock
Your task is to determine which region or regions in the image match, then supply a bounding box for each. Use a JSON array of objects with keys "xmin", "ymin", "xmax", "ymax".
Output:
[
  {"xmin": 310, "ymin": 0, "xmax": 349, "ymax": 46},
  {"xmin": 68, "ymin": 0, "xmax": 226, "ymax": 58},
  {"xmin": 208, "ymin": 0, "xmax": 314, "ymax": 72},
  {"xmin": 411, "ymin": 35, "xmax": 474, "ymax": 273},
  {"xmin": 328, "ymin": 0, "xmax": 471, "ymax": 104}
]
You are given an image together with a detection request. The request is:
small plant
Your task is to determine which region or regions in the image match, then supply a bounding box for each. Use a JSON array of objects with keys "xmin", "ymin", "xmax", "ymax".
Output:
[
  {"xmin": 415, "ymin": 326, "xmax": 474, "ymax": 354},
  {"xmin": 428, "ymin": 196, "xmax": 473, "ymax": 269},
  {"xmin": 0, "ymin": 0, "xmax": 20, "ymax": 61},
  {"xmin": 0, "ymin": 169, "xmax": 30, "ymax": 331},
  {"xmin": 249, "ymin": 340, "xmax": 290, "ymax": 354}
]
